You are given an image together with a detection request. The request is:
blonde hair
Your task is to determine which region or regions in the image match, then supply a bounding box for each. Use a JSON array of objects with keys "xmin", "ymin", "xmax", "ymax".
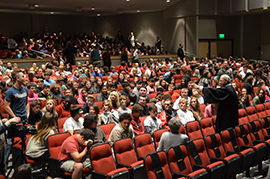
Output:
[
  {"xmin": 179, "ymin": 98, "xmax": 188, "ymax": 105},
  {"xmin": 103, "ymin": 100, "xmax": 112, "ymax": 110},
  {"xmin": 108, "ymin": 91, "xmax": 120, "ymax": 108},
  {"xmin": 42, "ymin": 99, "xmax": 57, "ymax": 117}
]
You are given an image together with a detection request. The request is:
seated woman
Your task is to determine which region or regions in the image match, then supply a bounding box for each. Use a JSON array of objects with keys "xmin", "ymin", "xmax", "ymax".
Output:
[
  {"xmin": 77, "ymin": 89, "xmax": 88, "ymax": 104},
  {"xmin": 108, "ymin": 91, "xmax": 120, "ymax": 109},
  {"xmin": 26, "ymin": 112, "xmax": 56, "ymax": 162},
  {"xmin": 42, "ymin": 99, "xmax": 59, "ymax": 123},
  {"xmin": 204, "ymin": 103, "xmax": 218, "ymax": 118},
  {"xmin": 188, "ymin": 97, "xmax": 204, "ymax": 121},
  {"xmin": 100, "ymin": 100, "xmax": 119, "ymax": 124},
  {"xmin": 28, "ymin": 99, "xmax": 42, "ymax": 125},
  {"xmin": 97, "ymin": 85, "xmax": 110, "ymax": 102},
  {"xmin": 109, "ymin": 113, "xmax": 134, "ymax": 146},
  {"xmin": 50, "ymin": 83, "xmax": 65, "ymax": 101},
  {"xmin": 239, "ymin": 94, "xmax": 250, "ymax": 109},
  {"xmin": 157, "ymin": 117, "xmax": 189, "ymax": 151},
  {"xmin": 192, "ymin": 88, "xmax": 204, "ymax": 105}
]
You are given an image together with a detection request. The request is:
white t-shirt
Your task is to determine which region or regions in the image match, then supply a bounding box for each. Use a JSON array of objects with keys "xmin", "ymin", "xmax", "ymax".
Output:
[
  {"xmin": 63, "ymin": 117, "xmax": 84, "ymax": 132},
  {"xmin": 176, "ymin": 109, "xmax": 195, "ymax": 126},
  {"xmin": 143, "ymin": 116, "xmax": 162, "ymax": 132}
]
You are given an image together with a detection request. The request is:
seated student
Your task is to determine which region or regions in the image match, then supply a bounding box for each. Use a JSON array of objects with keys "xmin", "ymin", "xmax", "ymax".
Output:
[
  {"xmin": 70, "ymin": 81, "xmax": 79, "ymax": 97},
  {"xmin": 144, "ymin": 105, "xmax": 162, "ymax": 134},
  {"xmin": 120, "ymin": 82, "xmax": 131, "ymax": 97},
  {"xmin": 164, "ymin": 84, "xmax": 180, "ymax": 99},
  {"xmin": 43, "ymin": 71, "xmax": 56, "ymax": 86},
  {"xmin": 78, "ymin": 75, "xmax": 88, "ymax": 89},
  {"xmin": 158, "ymin": 99, "xmax": 177, "ymax": 128},
  {"xmin": 100, "ymin": 100, "xmax": 119, "ymax": 124},
  {"xmin": 91, "ymin": 67, "xmax": 102, "ymax": 78},
  {"xmin": 138, "ymin": 94, "xmax": 149, "ymax": 117},
  {"xmin": 97, "ymin": 85, "xmax": 109, "ymax": 102},
  {"xmin": 239, "ymin": 94, "xmax": 250, "ymax": 109},
  {"xmin": 27, "ymin": 72, "xmax": 38, "ymax": 83},
  {"xmin": 155, "ymin": 94, "xmax": 172, "ymax": 113},
  {"xmin": 35, "ymin": 78, "xmax": 44, "ymax": 94},
  {"xmin": 108, "ymin": 91, "xmax": 120, "ymax": 110},
  {"xmin": 252, "ymin": 89, "xmax": 265, "ymax": 106},
  {"xmin": 58, "ymin": 128, "xmax": 94, "ymax": 179},
  {"xmin": 204, "ymin": 103, "xmax": 218, "ymax": 118},
  {"xmin": 157, "ymin": 117, "xmax": 189, "ymax": 151},
  {"xmin": 27, "ymin": 83, "xmax": 46, "ymax": 102},
  {"xmin": 38, "ymin": 84, "xmax": 53, "ymax": 100},
  {"xmin": 128, "ymin": 92, "xmax": 137, "ymax": 107},
  {"xmin": 132, "ymin": 80, "xmax": 143, "ymax": 96},
  {"xmin": 83, "ymin": 113, "xmax": 107, "ymax": 146},
  {"xmin": 110, "ymin": 66, "xmax": 118, "ymax": 76},
  {"xmin": 62, "ymin": 89, "xmax": 78, "ymax": 105},
  {"xmin": 77, "ymin": 89, "xmax": 88, "ymax": 104},
  {"xmin": 101, "ymin": 66, "xmax": 110, "ymax": 76},
  {"xmin": 63, "ymin": 106, "xmax": 84, "ymax": 135},
  {"xmin": 131, "ymin": 104, "xmax": 145, "ymax": 135},
  {"xmin": 26, "ymin": 112, "xmax": 56, "ymax": 162},
  {"xmin": 117, "ymin": 95, "xmax": 132, "ymax": 116},
  {"xmin": 109, "ymin": 113, "xmax": 134, "ymax": 146},
  {"xmin": 57, "ymin": 77, "xmax": 67, "ymax": 91},
  {"xmin": 50, "ymin": 83, "xmax": 65, "ymax": 101},
  {"xmin": 28, "ymin": 99, "xmax": 42, "ymax": 125},
  {"xmin": 150, "ymin": 92, "xmax": 163, "ymax": 103},
  {"xmin": 173, "ymin": 88, "xmax": 191, "ymax": 110},
  {"xmin": 56, "ymin": 97, "xmax": 72, "ymax": 118},
  {"xmin": 42, "ymin": 99, "xmax": 59, "ymax": 124},
  {"xmin": 146, "ymin": 78, "xmax": 157, "ymax": 95},
  {"xmin": 117, "ymin": 61, "xmax": 128, "ymax": 74},
  {"xmin": 109, "ymin": 82, "xmax": 121, "ymax": 97},
  {"xmin": 176, "ymin": 98, "xmax": 195, "ymax": 126},
  {"xmin": 81, "ymin": 95, "xmax": 97, "ymax": 114},
  {"xmin": 188, "ymin": 97, "xmax": 204, "ymax": 121},
  {"xmin": 136, "ymin": 86, "xmax": 150, "ymax": 103}
]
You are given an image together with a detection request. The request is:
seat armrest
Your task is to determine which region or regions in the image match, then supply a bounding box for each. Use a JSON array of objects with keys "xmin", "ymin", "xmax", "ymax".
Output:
[
  {"xmin": 211, "ymin": 157, "xmax": 226, "ymax": 163},
  {"xmin": 92, "ymin": 171, "xmax": 108, "ymax": 179},
  {"xmin": 265, "ymin": 135, "xmax": 270, "ymax": 140},
  {"xmin": 226, "ymin": 151, "xmax": 240, "ymax": 156},
  {"xmin": 117, "ymin": 163, "xmax": 131, "ymax": 168},
  {"xmin": 48, "ymin": 157, "xmax": 62, "ymax": 178},
  {"xmin": 193, "ymin": 164, "xmax": 209, "ymax": 170},
  {"xmin": 173, "ymin": 172, "xmax": 189, "ymax": 179},
  {"xmin": 138, "ymin": 156, "xmax": 144, "ymax": 160},
  {"xmin": 253, "ymin": 140, "xmax": 265, "ymax": 145},
  {"xmin": 241, "ymin": 145, "xmax": 254, "ymax": 150}
]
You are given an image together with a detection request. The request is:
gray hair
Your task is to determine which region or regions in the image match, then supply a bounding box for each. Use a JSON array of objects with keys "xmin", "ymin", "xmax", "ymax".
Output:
[
  {"xmin": 221, "ymin": 74, "xmax": 231, "ymax": 83},
  {"xmin": 169, "ymin": 117, "xmax": 182, "ymax": 134}
]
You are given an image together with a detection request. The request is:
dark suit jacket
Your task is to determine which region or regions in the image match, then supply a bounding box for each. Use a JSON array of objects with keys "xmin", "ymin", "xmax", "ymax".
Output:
[
  {"xmin": 202, "ymin": 84, "xmax": 238, "ymax": 133},
  {"xmin": 177, "ymin": 47, "xmax": 184, "ymax": 60}
]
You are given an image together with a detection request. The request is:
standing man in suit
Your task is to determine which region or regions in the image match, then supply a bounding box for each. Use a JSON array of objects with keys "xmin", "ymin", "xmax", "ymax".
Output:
[{"xmin": 177, "ymin": 43, "xmax": 185, "ymax": 61}]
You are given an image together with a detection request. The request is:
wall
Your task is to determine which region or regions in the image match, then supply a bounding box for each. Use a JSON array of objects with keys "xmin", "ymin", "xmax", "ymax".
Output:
[{"xmin": 0, "ymin": 12, "xmax": 94, "ymax": 36}]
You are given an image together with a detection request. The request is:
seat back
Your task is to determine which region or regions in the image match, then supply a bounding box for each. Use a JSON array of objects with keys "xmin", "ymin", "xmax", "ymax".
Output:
[
  {"xmin": 220, "ymin": 128, "xmax": 240, "ymax": 153},
  {"xmin": 167, "ymin": 145, "xmax": 193, "ymax": 175},
  {"xmin": 152, "ymin": 129, "xmax": 169, "ymax": 149},
  {"xmin": 264, "ymin": 102, "xmax": 270, "ymax": 116},
  {"xmin": 185, "ymin": 121, "xmax": 203, "ymax": 140},
  {"xmin": 234, "ymin": 124, "xmax": 254, "ymax": 147},
  {"xmin": 187, "ymin": 139, "xmax": 211, "ymax": 166},
  {"xmin": 57, "ymin": 117, "xmax": 69, "ymax": 133},
  {"xmin": 134, "ymin": 133, "xmax": 155, "ymax": 159},
  {"xmin": 255, "ymin": 104, "xmax": 267, "ymax": 119},
  {"xmin": 204, "ymin": 133, "xmax": 227, "ymax": 159},
  {"xmin": 99, "ymin": 123, "xmax": 116, "ymax": 140},
  {"xmin": 200, "ymin": 104, "xmax": 206, "ymax": 116},
  {"xmin": 47, "ymin": 132, "xmax": 71, "ymax": 159},
  {"xmin": 95, "ymin": 101, "xmax": 103, "ymax": 111},
  {"xmin": 212, "ymin": 116, "xmax": 216, "ymax": 129},
  {"xmin": 90, "ymin": 143, "xmax": 117, "ymax": 174},
  {"xmin": 259, "ymin": 117, "xmax": 270, "ymax": 136},
  {"xmin": 246, "ymin": 106, "xmax": 259, "ymax": 122},
  {"xmin": 144, "ymin": 151, "xmax": 172, "ymax": 179},
  {"xmin": 238, "ymin": 108, "xmax": 249, "ymax": 125},
  {"xmin": 113, "ymin": 138, "xmax": 138, "ymax": 166},
  {"xmin": 200, "ymin": 117, "xmax": 215, "ymax": 137},
  {"xmin": 247, "ymin": 120, "xmax": 265, "ymax": 141},
  {"xmin": 179, "ymin": 124, "xmax": 186, "ymax": 134}
]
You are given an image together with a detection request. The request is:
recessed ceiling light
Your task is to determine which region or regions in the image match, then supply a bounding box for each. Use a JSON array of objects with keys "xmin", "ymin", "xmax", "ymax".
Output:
[
  {"xmin": 91, "ymin": 7, "xmax": 95, "ymax": 11},
  {"xmin": 50, "ymin": 11, "xmax": 54, "ymax": 14},
  {"xmin": 137, "ymin": 10, "xmax": 140, "ymax": 12},
  {"xmin": 97, "ymin": 13, "xmax": 100, "ymax": 16},
  {"xmin": 166, "ymin": 0, "xmax": 170, "ymax": 2},
  {"xmin": 126, "ymin": 0, "xmax": 130, "ymax": 2},
  {"xmin": 34, "ymin": 4, "xmax": 38, "ymax": 8}
]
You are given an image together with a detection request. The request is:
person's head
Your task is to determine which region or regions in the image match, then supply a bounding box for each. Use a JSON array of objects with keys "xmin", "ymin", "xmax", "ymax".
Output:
[
  {"xmin": 190, "ymin": 97, "xmax": 199, "ymax": 109},
  {"xmin": 139, "ymin": 86, "xmax": 147, "ymax": 95},
  {"xmin": 119, "ymin": 113, "xmax": 133, "ymax": 130},
  {"xmin": 90, "ymin": 75, "xmax": 96, "ymax": 83},
  {"xmin": 168, "ymin": 84, "xmax": 175, "ymax": 92},
  {"xmin": 258, "ymin": 89, "xmax": 265, "ymax": 99},
  {"xmin": 101, "ymin": 85, "xmax": 108, "ymax": 94},
  {"xmin": 181, "ymin": 88, "xmax": 188, "ymax": 98},
  {"xmin": 77, "ymin": 128, "xmax": 95, "ymax": 146},
  {"xmin": 192, "ymin": 88, "xmax": 201, "ymax": 97},
  {"xmin": 27, "ymin": 83, "xmax": 36, "ymax": 94},
  {"xmin": 188, "ymin": 81, "xmax": 194, "ymax": 90},
  {"xmin": 179, "ymin": 98, "xmax": 188, "ymax": 111},
  {"xmin": 128, "ymin": 92, "xmax": 137, "ymax": 105},
  {"xmin": 94, "ymin": 67, "xmax": 99, "ymax": 73},
  {"xmin": 122, "ymin": 82, "xmax": 130, "ymax": 92},
  {"xmin": 241, "ymin": 88, "xmax": 247, "ymax": 95},
  {"xmin": 119, "ymin": 95, "xmax": 128, "ymax": 107},
  {"xmin": 210, "ymin": 79, "xmax": 219, "ymax": 88},
  {"xmin": 139, "ymin": 94, "xmax": 147, "ymax": 106},
  {"xmin": 44, "ymin": 99, "xmax": 56, "ymax": 114},
  {"xmin": 51, "ymin": 83, "xmax": 61, "ymax": 94},
  {"xmin": 222, "ymin": 60, "xmax": 228, "ymax": 69},
  {"xmin": 1, "ymin": 87, "xmax": 7, "ymax": 99},
  {"xmin": 44, "ymin": 72, "xmax": 51, "ymax": 81},
  {"xmin": 164, "ymin": 99, "xmax": 173, "ymax": 111},
  {"xmin": 111, "ymin": 66, "xmax": 116, "ymax": 72},
  {"xmin": 12, "ymin": 70, "xmax": 25, "ymax": 85},
  {"xmin": 83, "ymin": 113, "xmax": 98, "ymax": 132},
  {"xmin": 71, "ymin": 81, "xmax": 78, "ymax": 91},
  {"xmin": 64, "ymin": 89, "xmax": 72, "ymax": 96},
  {"xmin": 132, "ymin": 104, "xmax": 144, "ymax": 119},
  {"xmin": 63, "ymin": 97, "xmax": 72, "ymax": 109},
  {"xmin": 103, "ymin": 100, "xmax": 112, "ymax": 112},
  {"xmin": 148, "ymin": 105, "xmax": 157, "ymax": 118},
  {"xmin": 245, "ymin": 75, "xmax": 253, "ymax": 84},
  {"xmin": 70, "ymin": 106, "xmax": 82, "ymax": 120},
  {"xmin": 169, "ymin": 117, "xmax": 182, "ymax": 134},
  {"xmin": 89, "ymin": 105, "xmax": 100, "ymax": 114},
  {"xmin": 37, "ymin": 78, "xmax": 44, "ymax": 87},
  {"xmin": 148, "ymin": 78, "xmax": 155, "ymax": 87},
  {"xmin": 11, "ymin": 163, "xmax": 32, "ymax": 179},
  {"xmin": 87, "ymin": 95, "xmax": 95, "ymax": 107},
  {"xmin": 159, "ymin": 74, "xmax": 164, "ymax": 81},
  {"xmin": 219, "ymin": 74, "xmax": 231, "ymax": 87},
  {"xmin": 30, "ymin": 100, "xmax": 42, "ymax": 114},
  {"xmin": 110, "ymin": 82, "xmax": 117, "ymax": 91}
]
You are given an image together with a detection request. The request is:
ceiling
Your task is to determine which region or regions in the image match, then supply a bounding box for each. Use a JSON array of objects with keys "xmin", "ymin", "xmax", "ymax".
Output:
[{"xmin": 0, "ymin": 0, "xmax": 181, "ymax": 16}]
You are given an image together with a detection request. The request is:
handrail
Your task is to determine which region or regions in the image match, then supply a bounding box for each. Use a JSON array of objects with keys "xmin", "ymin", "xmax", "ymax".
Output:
[{"xmin": 29, "ymin": 49, "xmax": 51, "ymax": 58}]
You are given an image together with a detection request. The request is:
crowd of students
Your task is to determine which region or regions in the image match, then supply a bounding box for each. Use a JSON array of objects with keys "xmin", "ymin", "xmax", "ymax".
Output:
[{"xmin": 1, "ymin": 56, "xmax": 270, "ymax": 178}]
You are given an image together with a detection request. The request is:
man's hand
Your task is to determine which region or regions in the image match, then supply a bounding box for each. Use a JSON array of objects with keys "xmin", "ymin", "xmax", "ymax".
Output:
[
  {"xmin": 83, "ymin": 139, "xmax": 93, "ymax": 148},
  {"xmin": 9, "ymin": 117, "xmax": 21, "ymax": 124},
  {"xmin": 191, "ymin": 83, "xmax": 200, "ymax": 89},
  {"xmin": 1, "ymin": 118, "xmax": 8, "ymax": 123}
]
